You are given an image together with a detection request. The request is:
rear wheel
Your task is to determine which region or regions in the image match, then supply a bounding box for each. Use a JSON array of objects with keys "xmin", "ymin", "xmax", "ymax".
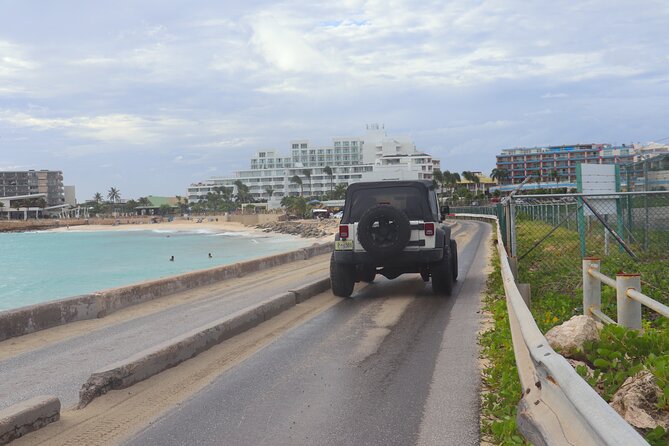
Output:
[
  {"xmin": 450, "ymin": 239, "xmax": 458, "ymax": 281},
  {"xmin": 330, "ymin": 253, "xmax": 356, "ymax": 298},
  {"xmin": 431, "ymin": 245, "xmax": 453, "ymax": 296}
]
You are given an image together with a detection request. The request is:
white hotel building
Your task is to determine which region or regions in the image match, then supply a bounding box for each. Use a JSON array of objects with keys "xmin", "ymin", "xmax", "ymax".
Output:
[{"xmin": 187, "ymin": 125, "xmax": 440, "ymax": 204}]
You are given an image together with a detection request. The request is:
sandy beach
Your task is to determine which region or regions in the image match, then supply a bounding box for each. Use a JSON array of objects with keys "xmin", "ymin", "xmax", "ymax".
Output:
[{"xmin": 47, "ymin": 218, "xmax": 335, "ymax": 242}]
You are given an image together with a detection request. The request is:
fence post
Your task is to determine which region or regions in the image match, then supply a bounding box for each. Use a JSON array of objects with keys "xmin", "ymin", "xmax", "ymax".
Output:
[
  {"xmin": 583, "ymin": 258, "xmax": 601, "ymax": 317},
  {"xmin": 616, "ymin": 273, "xmax": 642, "ymax": 330}
]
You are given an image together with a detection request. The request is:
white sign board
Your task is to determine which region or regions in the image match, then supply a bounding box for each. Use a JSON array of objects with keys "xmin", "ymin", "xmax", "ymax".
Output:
[{"xmin": 578, "ymin": 164, "xmax": 618, "ymax": 216}]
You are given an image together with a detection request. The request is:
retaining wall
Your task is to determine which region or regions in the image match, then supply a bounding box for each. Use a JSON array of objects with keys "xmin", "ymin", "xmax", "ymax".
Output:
[{"xmin": 0, "ymin": 243, "xmax": 333, "ymax": 342}]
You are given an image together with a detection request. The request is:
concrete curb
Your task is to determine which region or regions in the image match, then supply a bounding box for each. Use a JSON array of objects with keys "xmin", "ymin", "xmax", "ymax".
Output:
[
  {"xmin": 0, "ymin": 396, "xmax": 60, "ymax": 445},
  {"xmin": 77, "ymin": 277, "xmax": 331, "ymax": 408},
  {"xmin": 0, "ymin": 242, "xmax": 333, "ymax": 342}
]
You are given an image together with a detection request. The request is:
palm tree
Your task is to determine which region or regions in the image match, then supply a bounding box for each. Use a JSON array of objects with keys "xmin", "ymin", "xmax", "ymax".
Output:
[
  {"xmin": 107, "ymin": 187, "xmax": 120, "ymax": 203},
  {"xmin": 93, "ymin": 192, "xmax": 103, "ymax": 203},
  {"xmin": 462, "ymin": 171, "xmax": 480, "ymax": 196},
  {"xmin": 137, "ymin": 197, "xmax": 151, "ymax": 207},
  {"xmin": 302, "ymin": 169, "xmax": 312, "ymax": 197},
  {"xmin": 290, "ymin": 175, "xmax": 303, "ymax": 196},
  {"xmin": 332, "ymin": 183, "xmax": 347, "ymax": 199},
  {"xmin": 549, "ymin": 169, "xmax": 559, "ymax": 187},
  {"xmin": 234, "ymin": 180, "xmax": 252, "ymax": 204},
  {"xmin": 490, "ymin": 168, "xmax": 510, "ymax": 185},
  {"xmin": 433, "ymin": 168, "xmax": 444, "ymax": 200},
  {"xmin": 323, "ymin": 166, "xmax": 334, "ymax": 193},
  {"xmin": 264, "ymin": 186, "xmax": 274, "ymax": 201}
]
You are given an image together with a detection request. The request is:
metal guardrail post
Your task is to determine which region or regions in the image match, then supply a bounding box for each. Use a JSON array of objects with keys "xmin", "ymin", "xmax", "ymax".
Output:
[
  {"xmin": 583, "ymin": 258, "xmax": 601, "ymax": 317},
  {"xmin": 616, "ymin": 273, "xmax": 642, "ymax": 330}
]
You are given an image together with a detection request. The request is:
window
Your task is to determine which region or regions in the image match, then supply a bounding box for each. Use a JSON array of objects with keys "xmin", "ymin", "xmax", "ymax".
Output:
[
  {"xmin": 292, "ymin": 144, "xmax": 299, "ymax": 149},
  {"xmin": 301, "ymin": 143, "xmax": 307, "ymax": 149}
]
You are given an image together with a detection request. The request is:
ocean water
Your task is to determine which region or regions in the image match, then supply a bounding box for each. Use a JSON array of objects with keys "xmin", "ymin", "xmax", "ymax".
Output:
[{"xmin": 0, "ymin": 229, "xmax": 312, "ymax": 312}]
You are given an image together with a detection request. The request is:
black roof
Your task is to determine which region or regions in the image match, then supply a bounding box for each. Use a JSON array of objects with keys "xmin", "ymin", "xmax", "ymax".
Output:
[{"xmin": 346, "ymin": 180, "xmax": 435, "ymax": 195}]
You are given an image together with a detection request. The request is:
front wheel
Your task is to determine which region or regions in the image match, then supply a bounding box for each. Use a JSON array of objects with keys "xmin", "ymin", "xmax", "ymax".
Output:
[
  {"xmin": 330, "ymin": 253, "xmax": 356, "ymax": 297},
  {"xmin": 431, "ymin": 246, "xmax": 453, "ymax": 296},
  {"xmin": 450, "ymin": 239, "xmax": 458, "ymax": 281}
]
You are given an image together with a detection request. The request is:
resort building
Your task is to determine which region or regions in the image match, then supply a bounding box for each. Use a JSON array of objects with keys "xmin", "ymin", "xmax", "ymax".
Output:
[
  {"xmin": 0, "ymin": 170, "xmax": 65, "ymax": 206},
  {"xmin": 187, "ymin": 125, "xmax": 440, "ymax": 203},
  {"xmin": 493, "ymin": 144, "xmax": 637, "ymax": 192}
]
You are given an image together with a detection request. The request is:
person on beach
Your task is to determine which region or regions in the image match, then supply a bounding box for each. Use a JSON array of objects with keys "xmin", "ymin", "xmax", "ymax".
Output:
[{"xmin": 170, "ymin": 256, "xmax": 174, "ymax": 261}]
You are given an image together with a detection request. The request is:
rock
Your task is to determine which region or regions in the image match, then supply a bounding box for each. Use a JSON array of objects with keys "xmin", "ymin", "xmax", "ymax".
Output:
[
  {"xmin": 610, "ymin": 370, "xmax": 669, "ymax": 430},
  {"xmin": 545, "ymin": 315, "xmax": 602, "ymax": 355}
]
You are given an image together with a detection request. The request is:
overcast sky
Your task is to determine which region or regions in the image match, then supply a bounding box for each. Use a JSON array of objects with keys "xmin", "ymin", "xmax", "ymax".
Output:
[{"xmin": 1, "ymin": 0, "xmax": 667, "ymax": 200}]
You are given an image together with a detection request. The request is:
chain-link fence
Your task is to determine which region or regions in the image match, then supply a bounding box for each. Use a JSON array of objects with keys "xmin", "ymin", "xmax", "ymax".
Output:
[{"xmin": 452, "ymin": 192, "xmax": 669, "ymax": 310}]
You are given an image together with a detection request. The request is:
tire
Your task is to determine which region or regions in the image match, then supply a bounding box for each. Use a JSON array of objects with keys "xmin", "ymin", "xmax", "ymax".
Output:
[
  {"xmin": 449, "ymin": 239, "xmax": 458, "ymax": 281},
  {"xmin": 357, "ymin": 205, "xmax": 411, "ymax": 259},
  {"xmin": 420, "ymin": 270, "xmax": 430, "ymax": 282},
  {"xmin": 330, "ymin": 252, "xmax": 355, "ymax": 297},
  {"xmin": 359, "ymin": 265, "xmax": 376, "ymax": 283},
  {"xmin": 431, "ymin": 245, "xmax": 453, "ymax": 296}
]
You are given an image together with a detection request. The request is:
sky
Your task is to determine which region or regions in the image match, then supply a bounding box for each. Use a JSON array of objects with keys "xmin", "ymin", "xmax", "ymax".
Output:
[{"xmin": 0, "ymin": 0, "xmax": 668, "ymax": 201}]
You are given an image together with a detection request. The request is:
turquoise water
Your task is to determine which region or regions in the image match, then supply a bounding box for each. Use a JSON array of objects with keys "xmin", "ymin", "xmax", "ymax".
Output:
[{"xmin": 0, "ymin": 229, "xmax": 311, "ymax": 312}]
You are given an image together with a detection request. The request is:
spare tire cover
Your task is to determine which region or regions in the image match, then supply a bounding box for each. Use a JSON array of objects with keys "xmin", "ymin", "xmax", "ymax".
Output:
[{"xmin": 357, "ymin": 205, "xmax": 411, "ymax": 258}]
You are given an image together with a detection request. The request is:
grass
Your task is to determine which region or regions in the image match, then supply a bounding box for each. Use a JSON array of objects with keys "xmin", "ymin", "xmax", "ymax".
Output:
[{"xmin": 479, "ymin": 219, "xmax": 668, "ymax": 445}]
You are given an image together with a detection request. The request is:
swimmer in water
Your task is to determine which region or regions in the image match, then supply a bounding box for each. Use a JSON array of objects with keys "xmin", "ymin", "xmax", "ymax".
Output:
[
  {"xmin": 208, "ymin": 253, "xmax": 212, "ymax": 258},
  {"xmin": 170, "ymin": 255, "xmax": 174, "ymax": 261}
]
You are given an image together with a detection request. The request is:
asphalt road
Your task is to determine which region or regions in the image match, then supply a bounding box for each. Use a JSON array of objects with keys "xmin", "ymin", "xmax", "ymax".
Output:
[
  {"xmin": 0, "ymin": 254, "xmax": 330, "ymax": 409},
  {"xmin": 126, "ymin": 220, "xmax": 491, "ymax": 446}
]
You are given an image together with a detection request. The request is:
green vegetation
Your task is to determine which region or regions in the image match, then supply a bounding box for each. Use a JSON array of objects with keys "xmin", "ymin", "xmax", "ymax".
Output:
[
  {"xmin": 514, "ymin": 220, "xmax": 669, "ymax": 444},
  {"xmin": 480, "ymin": 236, "xmax": 529, "ymax": 445}
]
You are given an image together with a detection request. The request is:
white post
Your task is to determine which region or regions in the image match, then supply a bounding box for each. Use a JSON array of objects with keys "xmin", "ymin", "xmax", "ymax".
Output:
[
  {"xmin": 583, "ymin": 258, "xmax": 601, "ymax": 317},
  {"xmin": 616, "ymin": 273, "xmax": 642, "ymax": 330}
]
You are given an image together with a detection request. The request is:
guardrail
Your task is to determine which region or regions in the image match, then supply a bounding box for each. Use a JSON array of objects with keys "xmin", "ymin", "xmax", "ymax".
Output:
[
  {"xmin": 583, "ymin": 258, "xmax": 669, "ymax": 329},
  {"xmin": 453, "ymin": 214, "xmax": 648, "ymax": 446}
]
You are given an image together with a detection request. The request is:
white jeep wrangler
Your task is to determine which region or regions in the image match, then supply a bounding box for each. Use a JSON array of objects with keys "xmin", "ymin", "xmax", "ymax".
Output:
[{"xmin": 330, "ymin": 180, "xmax": 457, "ymax": 297}]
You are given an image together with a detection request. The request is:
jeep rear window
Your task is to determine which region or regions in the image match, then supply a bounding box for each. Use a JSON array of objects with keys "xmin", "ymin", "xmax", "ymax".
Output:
[{"xmin": 346, "ymin": 186, "xmax": 430, "ymax": 221}]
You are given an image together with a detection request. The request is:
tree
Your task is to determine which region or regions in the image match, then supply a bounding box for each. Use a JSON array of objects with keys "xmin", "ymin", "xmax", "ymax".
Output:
[
  {"xmin": 264, "ymin": 186, "xmax": 274, "ymax": 201},
  {"xmin": 107, "ymin": 187, "xmax": 121, "ymax": 203},
  {"xmin": 290, "ymin": 175, "xmax": 303, "ymax": 196},
  {"xmin": 323, "ymin": 166, "xmax": 334, "ymax": 193},
  {"xmin": 93, "ymin": 192, "xmax": 103, "ymax": 203},
  {"xmin": 490, "ymin": 168, "xmax": 510, "ymax": 185},
  {"xmin": 280, "ymin": 196, "xmax": 308, "ymax": 218},
  {"xmin": 159, "ymin": 204, "xmax": 173, "ymax": 216},
  {"xmin": 234, "ymin": 180, "xmax": 253, "ymax": 204},
  {"xmin": 302, "ymin": 169, "xmax": 312, "ymax": 197},
  {"xmin": 549, "ymin": 169, "xmax": 559, "ymax": 187},
  {"xmin": 137, "ymin": 197, "xmax": 151, "ymax": 207},
  {"xmin": 125, "ymin": 199, "xmax": 139, "ymax": 213},
  {"xmin": 331, "ymin": 183, "xmax": 347, "ymax": 199},
  {"xmin": 462, "ymin": 171, "xmax": 480, "ymax": 196},
  {"xmin": 433, "ymin": 168, "xmax": 444, "ymax": 199}
]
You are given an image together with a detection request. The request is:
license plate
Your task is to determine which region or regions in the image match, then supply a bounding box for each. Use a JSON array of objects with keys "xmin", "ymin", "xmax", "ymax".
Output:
[{"xmin": 335, "ymin": 240, "xmax": 353, "ymax": 250}]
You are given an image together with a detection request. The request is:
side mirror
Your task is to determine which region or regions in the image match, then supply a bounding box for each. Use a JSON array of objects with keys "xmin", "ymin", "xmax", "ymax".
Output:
[{"xmin": 441, "ymin": 205, "xmax": 450, "ymax": 216}]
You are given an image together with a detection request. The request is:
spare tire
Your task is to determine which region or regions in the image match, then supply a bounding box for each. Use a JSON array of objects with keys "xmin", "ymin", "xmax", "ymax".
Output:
[{"xmin": 357, "ymin": 205, "xmax": 411, "ymax": 258}]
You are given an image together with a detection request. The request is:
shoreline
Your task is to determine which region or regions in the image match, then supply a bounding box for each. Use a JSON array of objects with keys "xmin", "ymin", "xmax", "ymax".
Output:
[{"xmin": 44, "ymin": 218, "xmax": 335, "ymax": 243}]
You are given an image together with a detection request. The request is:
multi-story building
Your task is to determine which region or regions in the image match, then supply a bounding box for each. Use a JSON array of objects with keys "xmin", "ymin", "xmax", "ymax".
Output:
[
  {"xmin": 0, "ymin": 170, "xmax": 65, "ymax": 206},
  {"xmin": 495, "ymin": 144, "xmax": 637, "ymax": 187},
  {"xmin": 188, "ymin": 125, "xmax": 439, "ymax": 203}
]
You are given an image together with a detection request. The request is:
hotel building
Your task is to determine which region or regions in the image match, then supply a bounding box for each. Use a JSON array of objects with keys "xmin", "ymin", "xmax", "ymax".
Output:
[
  {"xmin": 495, "ymin": 144, "xmax": 637, "ymax": 187},
  {"xmin": 0, "ymin": 170, "xmax": 65, "ymax": 206},
  {"xmin": 188, "ymin": 125, "xmax": 440, "ymax": 203}
]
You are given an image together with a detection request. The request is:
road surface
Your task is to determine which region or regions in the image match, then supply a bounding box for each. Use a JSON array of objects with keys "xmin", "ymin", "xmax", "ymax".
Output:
[{"xmin": 12, "ymin": 220, "xmax": 492, "ymax": 446}]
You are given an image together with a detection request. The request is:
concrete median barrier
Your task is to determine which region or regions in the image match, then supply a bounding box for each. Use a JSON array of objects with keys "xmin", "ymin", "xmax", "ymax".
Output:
[
  {"xmin": 0, "ymin": 396, "xmax": 60, "ymax": 445},
  {"xmin": 0, "ymin": 242, "xmax": 334, "ymax": 342},
  {"xmin": 77, "ymin": 277, "xmax": 332, "ymax": 408}
]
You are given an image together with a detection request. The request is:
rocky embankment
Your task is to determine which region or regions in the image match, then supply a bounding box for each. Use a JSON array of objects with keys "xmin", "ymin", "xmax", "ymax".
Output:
[{"xmin": 255, "ymin": 219, "xmax": 339, "ymax": 239}]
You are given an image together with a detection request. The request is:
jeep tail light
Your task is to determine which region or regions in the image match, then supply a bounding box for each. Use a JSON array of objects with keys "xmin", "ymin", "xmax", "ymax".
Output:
[
  {"xmin": 424, "ymin": 223, "xmax": 435, "ymax": 236},
  {"xmin": 339, "ymin": 225, "xmax": 349, "ymax": 239}
]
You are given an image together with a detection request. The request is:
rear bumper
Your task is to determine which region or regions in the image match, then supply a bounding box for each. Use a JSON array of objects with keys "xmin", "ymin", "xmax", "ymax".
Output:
[{"xmin": 333, "ymin": 248, "xmax": 443, "ymax": 265}]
